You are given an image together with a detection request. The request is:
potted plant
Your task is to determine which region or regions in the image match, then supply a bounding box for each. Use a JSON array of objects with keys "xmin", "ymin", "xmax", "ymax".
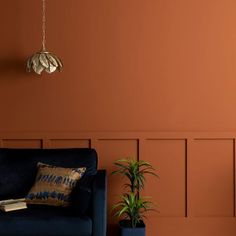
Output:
[{"xmin": 112, "ymin": 158, "xmax": 158, "ymax": 236}]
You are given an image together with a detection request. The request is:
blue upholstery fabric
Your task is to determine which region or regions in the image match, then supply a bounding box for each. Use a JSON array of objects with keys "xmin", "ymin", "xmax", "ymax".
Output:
[
  {"xmin": 0, "ymin": 205, "xmax": 92, "ymax": 236},
  {"xmin": 0, "ymin": 148, "xmax": 107, "ymax": 236},
  {"xmin": 92, "ymin": 170, "xmax": 107, "ymax": 236},
  {"xmin": 70, "ymin": 174, "xmax": 94, "ymax": 215}
]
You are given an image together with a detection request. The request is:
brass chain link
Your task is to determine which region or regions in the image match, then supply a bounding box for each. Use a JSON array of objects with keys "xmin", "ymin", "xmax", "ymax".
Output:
[{"xmin": 42, "ymin": 0, "xmax": 46, "ymax": 51}]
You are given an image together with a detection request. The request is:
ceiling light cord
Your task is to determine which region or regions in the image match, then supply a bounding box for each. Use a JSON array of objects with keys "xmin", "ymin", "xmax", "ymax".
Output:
[
  {"xmin": 26, "ymin": 0, "xmax": 63, "ymax": 75},
  {"xmin": 42, "ymin": 0, "xmax": 46, "ymax": 51}
]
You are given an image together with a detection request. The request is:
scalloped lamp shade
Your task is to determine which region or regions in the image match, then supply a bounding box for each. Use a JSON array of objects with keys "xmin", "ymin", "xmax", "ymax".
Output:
[{"xmin": 27, "ymin": 51, "xmax": 63, "ymax": 75}]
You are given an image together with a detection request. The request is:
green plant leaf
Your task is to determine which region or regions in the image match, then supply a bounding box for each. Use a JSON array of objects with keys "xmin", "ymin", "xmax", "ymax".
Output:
[{"xmin": 111, "ymin": 158, "xmax": 159, "ymax": 226}]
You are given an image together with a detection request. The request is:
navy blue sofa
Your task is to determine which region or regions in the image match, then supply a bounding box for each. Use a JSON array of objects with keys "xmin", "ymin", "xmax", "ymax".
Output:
[{"xmin": 0, "ymin": 148, "xmax": 107, "ymax": 236}]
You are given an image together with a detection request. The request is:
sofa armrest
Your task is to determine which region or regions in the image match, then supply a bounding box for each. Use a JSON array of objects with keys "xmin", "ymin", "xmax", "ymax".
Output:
[{"xmin": 92, "ymin": 169, "xmax": 107, "ymax": 236}]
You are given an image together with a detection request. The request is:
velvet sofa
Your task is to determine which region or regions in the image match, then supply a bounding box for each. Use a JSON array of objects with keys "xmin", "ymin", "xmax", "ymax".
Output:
[{"xmin": 0, "ymin": 148, "xmax": 107, "ymax": 236}]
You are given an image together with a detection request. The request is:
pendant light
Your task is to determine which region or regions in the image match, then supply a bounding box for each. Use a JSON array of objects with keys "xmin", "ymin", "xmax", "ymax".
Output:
[{"xmin": 26, "ymin": 0, "xmax": 63, "ymax": 75}]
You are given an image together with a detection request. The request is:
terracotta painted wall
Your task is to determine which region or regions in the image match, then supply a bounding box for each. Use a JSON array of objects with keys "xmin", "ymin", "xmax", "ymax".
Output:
[
  {"xmin": 2, "ymin": 0, "xmax": 236, "ymax": 132},
  {"xmin": 1, "ymin": 0, "xmax": 236, "ymax": 236}
]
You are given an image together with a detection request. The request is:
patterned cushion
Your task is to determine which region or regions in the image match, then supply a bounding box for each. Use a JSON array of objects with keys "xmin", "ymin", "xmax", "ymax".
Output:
[{"xmin": 26, "ymin": 162, "xmax": 86, "ymax": 207}]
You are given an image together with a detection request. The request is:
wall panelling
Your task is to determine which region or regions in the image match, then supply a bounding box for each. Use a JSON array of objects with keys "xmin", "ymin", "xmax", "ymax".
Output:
[{"xmin": 0, "ymin": 132, "xmax": 235, "ymax": 236}]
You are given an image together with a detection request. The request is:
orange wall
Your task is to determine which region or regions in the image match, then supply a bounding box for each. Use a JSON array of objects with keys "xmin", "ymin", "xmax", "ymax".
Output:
[
  {"xmin": 1, "ymin": 1, "xmax": 236, "ymax": 236},
  {"xmin": 2, "ymin": 0, "xmax": 236, "ymax": 132}
]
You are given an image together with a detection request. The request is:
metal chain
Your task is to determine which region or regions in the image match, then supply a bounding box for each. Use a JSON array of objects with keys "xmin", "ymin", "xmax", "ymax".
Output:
[{"xmin": 42, "ymin": 0, "xmax": 46, "ymax": 51}]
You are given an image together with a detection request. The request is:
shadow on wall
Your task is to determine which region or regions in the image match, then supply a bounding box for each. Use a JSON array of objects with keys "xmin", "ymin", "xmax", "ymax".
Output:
[
  {"xmin": 108, "ymin": 224, "xmax": 119, "ymax": 236},
  {"xmin": 0, "ymin": 0, "xmax": 36, "ymax": 80},
  {"xmin": 0, "ymin": 57, "xmax": 28, "ymax": 79}
]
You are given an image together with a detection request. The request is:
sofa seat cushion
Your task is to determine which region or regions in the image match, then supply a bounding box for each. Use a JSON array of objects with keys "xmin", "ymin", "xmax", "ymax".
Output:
[{"xmin": 0, "ymin": 206, "xmax": 92, "ymax": 236}]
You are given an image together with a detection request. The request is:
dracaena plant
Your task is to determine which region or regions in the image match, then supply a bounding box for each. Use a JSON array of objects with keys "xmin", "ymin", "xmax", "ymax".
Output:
[{"xmin": 111, "ymin": 159, "xmax": 158, "ymax": 228}]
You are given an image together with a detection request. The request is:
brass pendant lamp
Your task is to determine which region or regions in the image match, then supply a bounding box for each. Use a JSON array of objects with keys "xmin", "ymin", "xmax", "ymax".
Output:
[{"xmin": 26, "ymin": 0, "xmax": 63, "ymax": 75}]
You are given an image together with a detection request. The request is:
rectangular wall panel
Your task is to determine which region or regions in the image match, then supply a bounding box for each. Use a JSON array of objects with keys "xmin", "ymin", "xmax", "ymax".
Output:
[
  {"xmin": 2, "ymin": 139, "xmax": 42, "ymax": 148},
  {"xmin": 97, "ymin": 139, "xmax": 138, "ymax": 235},
  {"xmin": 190, "ymin": 139, "xmax": 234, "ymax": 217},
  {"xmin": 146, "ymin": 217, "xmax": 236, "ymax": 236},
  {"xmin": 50, "ymin": 139, "xmax": 90, "ymax": 148},
  {"xmin": 143, "ymin": 139, "xmax": 186, "ymax": 217},
  {"xmin": 97, "ymin": 139, "xmax": 138, "ymax": 169}
]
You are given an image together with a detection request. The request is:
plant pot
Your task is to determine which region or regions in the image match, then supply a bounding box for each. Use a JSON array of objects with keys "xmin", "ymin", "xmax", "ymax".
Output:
[{"xmin": 119, "ymin": 220, "xmax": 145, "ymax": 236}]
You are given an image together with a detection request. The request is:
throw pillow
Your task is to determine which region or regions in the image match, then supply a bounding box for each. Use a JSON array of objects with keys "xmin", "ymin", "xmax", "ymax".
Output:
[{"xmin": 26, "ymin": 162, "xmax": 86, "ymax": 207}]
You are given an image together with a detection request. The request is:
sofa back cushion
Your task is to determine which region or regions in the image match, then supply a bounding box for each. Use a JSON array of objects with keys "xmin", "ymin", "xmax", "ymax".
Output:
[{"xmin": 0, "ymin": 148, "xmax": 97, "ymax": 200}]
